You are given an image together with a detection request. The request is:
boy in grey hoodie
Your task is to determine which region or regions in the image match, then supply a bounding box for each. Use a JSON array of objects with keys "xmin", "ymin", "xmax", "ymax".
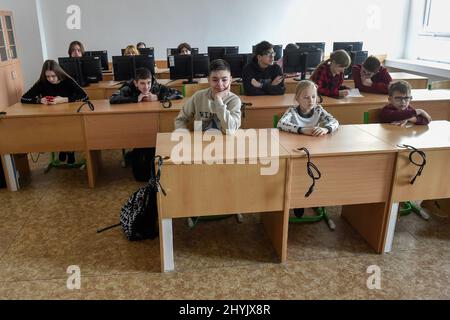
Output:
[{"xmin": 175, "ymin": 59, "xmax": 241, "ymax": 134}]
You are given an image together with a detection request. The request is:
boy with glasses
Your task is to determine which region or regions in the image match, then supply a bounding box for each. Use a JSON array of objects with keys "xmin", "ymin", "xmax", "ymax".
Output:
[
  {"xmin": 242, "ymin": 41, "xmax": 285, "ymax": 95},
  {"xmin": 352, "ymin": 55, "xmax": 392, "ymax": 94},
  {"xmin": 380, "ymin": 80, "xmax": 431, "ymax": 126}
]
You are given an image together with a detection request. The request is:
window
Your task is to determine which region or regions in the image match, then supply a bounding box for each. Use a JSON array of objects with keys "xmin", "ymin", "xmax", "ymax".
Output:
[{"xmin": 422, "ymin": 0, "xmax": 450, "ymax": 36}]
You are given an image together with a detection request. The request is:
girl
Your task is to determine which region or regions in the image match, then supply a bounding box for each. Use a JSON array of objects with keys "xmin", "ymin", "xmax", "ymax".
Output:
[
  {"xmin": 21, "ymin": 60, "xmax": 88, "ymax": 164},
  {"xmin": 123, "ymin": 45, "xmax": 140, "ymax": 56},
  {"xmin": 310, "ymin": 49, "xmax": 351, "ymax": 98},
  {"xmin": 177, "ymin": 42, "xmax": 192, "ymax": 55},
  {"xmin": 277, "ymin": 80, "xmax": 339, "ymax": 217},
  {"xmin": 68, "ymin": 40, "xmax": 85, "ymax": 58}
]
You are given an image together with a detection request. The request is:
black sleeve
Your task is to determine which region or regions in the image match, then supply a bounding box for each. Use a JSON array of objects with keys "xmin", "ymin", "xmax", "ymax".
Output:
[
  {"xmin": 263, "ymin": 64, "xmax": 285, "ymax": 95},
  {"xmin": 21, "ymin": 81, "xmax": 43, "ymax": 104},
  {"xmin": 242, "ymin": 64, "xmax": 266, "ymax": 96},
  {"xmin": 67, "ymin": 79, "xmax": 89, "ymax": 102},
  {"xmin": 109, "ymin": 86, "xmax": 138, "ymax": 104}
]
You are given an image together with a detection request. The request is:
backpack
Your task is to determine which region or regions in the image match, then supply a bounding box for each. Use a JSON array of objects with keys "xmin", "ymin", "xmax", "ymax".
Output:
[
  {"xmin": 97, "ymin": 155, "xmax": 166, "ymax": 240},
  {"xmin": 131, "ymin": 147, "xmax": 155, "ymax": 182}
]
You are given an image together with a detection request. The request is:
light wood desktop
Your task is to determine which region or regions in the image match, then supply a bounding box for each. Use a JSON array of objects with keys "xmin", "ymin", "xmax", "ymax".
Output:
[
  {"xmin": 355, "ymin": 121, "xmax": 450, "ymax": 252},
  {"xmin": 156, "ymin": 129, "xmax": 290, "ymax": 272},
  {"xmin": 277, "ymin": 126, "xmax": 398, "ymax": 253}
]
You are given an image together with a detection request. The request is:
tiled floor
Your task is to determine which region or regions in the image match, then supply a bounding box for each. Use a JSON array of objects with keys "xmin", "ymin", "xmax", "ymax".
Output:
[{"xmin": 1, "ymin": 151, "xmax": 449, "ymax": 299}]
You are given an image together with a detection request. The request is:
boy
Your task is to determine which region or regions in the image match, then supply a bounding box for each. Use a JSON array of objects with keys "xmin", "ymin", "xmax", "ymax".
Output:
[
  {"xmin": 242, "ymin": 41, "xmax": 285, "ymax": 96},
  {"xmin": 110, "ymin": 68, "xmax": 179, "ymax": 104},
  {"xmin": 352, "ymin": 55, "xmax": 392, "ymax": 94},
  {"xmin": 175, "ymin": 59, "xmax": 241, "ymax": 134},
  {"xmin": 380, "ymin": 80, "xmax": 431, "ymax": 126}
]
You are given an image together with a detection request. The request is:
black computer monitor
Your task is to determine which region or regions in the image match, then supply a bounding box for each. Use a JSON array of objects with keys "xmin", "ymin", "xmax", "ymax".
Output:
[
  {"xmin": 134, "ymin": 54, "xmax": 155, "ymax": 75},
  {"xmin": 207, "ymin": 46, "xmax": 239, "ymax": 62},
  {"xmin": 192, "ymin": 54, "xmax": 210, "ymax": 78},
  {"xmin": 58, "ymin": 57, "xmax": 102, "ymax": 86},
  {"xmin": 223, "ymin": 53, "xmax": 252, "ymax": 80},
  {"xmin": 81, "ymin": 56, "xmax": 103, "ymax": 83},
  {"xmin": 112, "ymin": 55, "xmax": 155, "ymax": 81},
  {"xmin": 168, "ymin": 54, "xmax": 210, "ymax": 83},
  {"xmin": 333, "ymin": 41, "xmax": 363, "ymax": 52},
  {"xmin": 84, "ymin": 50, "xmax": 109, "ymax": 71},
  {"xmin": 166, "ymin": 48, "xmax": 199, "ymax": 56},
  {"xmin": 138, "ymin": 47, "xmax": 154, "ymax": 56},
  {"xmin": 301, "ymin": 48, "xmax": 323, "ymax": 72},
  {"xmin": 346, "ymin": 51, "xmax": 369, "ymax": 79},
  {"xmin": 252, "ymin": 45, "xmax": 282, "ymax": 61},
  {"xmin": 296, "ymin": 42, "xmax": 326, "ymax": 52},
  {"xmin": 282, "ymin": 48, "xmax": 307, "ymax": 78}
]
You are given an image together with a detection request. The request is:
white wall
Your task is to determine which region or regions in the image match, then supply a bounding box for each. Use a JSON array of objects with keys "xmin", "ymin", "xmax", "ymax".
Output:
[
  {"xmin": 3, "ymin": 0, "xmax": 411, "ymax": 88},
  {"xmin": 404, "ymin": 0, "xmax": 450, "ymax": 64},
  {"xmin": 0, "ymin": 0, "xmax": 45, "ymax": 88},
  {"xmin": 38, "ymin": 0, "xmax": 410, "ymax": 60}
]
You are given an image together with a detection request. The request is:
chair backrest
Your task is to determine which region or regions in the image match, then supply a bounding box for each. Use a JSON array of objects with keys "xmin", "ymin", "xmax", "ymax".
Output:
[
  {"xmin": 273, "ymin": 112, "xmax": 287, "ymax": 128},
  {"xmin": 363, "ymin": 108, "xmax": 381, "ymax": 124},
  {"xmin": 430, "ymin": 80, "xmax": 450, "ymax": 90}
]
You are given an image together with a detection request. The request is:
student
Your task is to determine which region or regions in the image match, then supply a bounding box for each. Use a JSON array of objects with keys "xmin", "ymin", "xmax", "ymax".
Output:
[
  {"xmin": 310, "ymin": 49, "xmax": 351, "ymax": 98},
  {"xmin": 21, "ymin": 60, "xmax": 89, "ymax": 164},
  {"xmin": 68, "ymin": 40, "xmax": 85, "ymax": 58},
  {"xmin": 123, "ymin": 45, "xmax": 139, "ymax": 56},
  {"xmin": 379, "ymin": 80, "xmax": 431, "ymax": 125},
  {"xmin": 277, "ymin": 80, "xmax": 339, "ymax": 217},
  {"xmin": 277, "ymin": 80, "xmax": 339, "ymax": 135},
  {"xmin": 242, "ymin": 41, "xmax": 285, "ymax": 96},
  {"xmin": 110, "ymin": 68, "xmax": 179, "ymax": 104},
  {"xmin": 352, "ymin": 55, "xmax": 392, "ymax": 94},
  {"xmin": 136, "ymin": 42, "xmax": 146, "ymax": 50},
  {"xmin": 175, "ymin": 59, "xmax": 241, "ymax": 134},
  {"xmin": 177, "ymin": 42, "xmax": 192, "ymax": 55}
]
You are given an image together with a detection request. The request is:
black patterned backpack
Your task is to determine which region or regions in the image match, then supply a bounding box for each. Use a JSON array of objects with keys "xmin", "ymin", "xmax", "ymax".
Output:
[{"xmin": 97, "ymin": 155, "xmax": 166, "ymax": 240}]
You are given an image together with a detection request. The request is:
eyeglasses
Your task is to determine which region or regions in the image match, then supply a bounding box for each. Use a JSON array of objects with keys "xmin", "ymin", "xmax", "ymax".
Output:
[
  {"xmin": 393, "ymin": 96, "xmax": 412, "ymax": 102},
  {"xmin": 262, "ymin": 50, "xmax": 275, "ymax": 56}
]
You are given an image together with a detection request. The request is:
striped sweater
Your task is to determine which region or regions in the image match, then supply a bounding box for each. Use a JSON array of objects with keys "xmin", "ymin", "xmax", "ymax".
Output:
[{"xmin": 277, "ymin": 105, "xmax": 339, "ymax": 134}]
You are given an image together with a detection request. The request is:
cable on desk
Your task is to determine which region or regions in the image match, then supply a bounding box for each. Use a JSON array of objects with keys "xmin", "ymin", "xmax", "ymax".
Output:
[
  {"xmin": 397, "ymin": 144, "xmax": 426, "ymax": 185},
  {"xmin": 295, "ymin": 147, "xmax": 321, "ymax": 197},
  {"xmin": 77, "ymin": 100, "xmax": 95, "ymax": 113}
]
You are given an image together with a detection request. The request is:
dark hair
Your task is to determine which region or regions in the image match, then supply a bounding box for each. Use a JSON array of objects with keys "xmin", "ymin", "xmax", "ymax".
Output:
[
  {"xmin": 388, "ymin": 80, "xmax": 411, "ymax": 96},
  {"xmin": 209, "ymin": 59, "xmax": 231, "ymax": 74},
  {"xmin": 136, "ymin": 42, "xmax": 146, "ymax": 48},
  {"xmin": 253, "ymin": 41, "xmax": 273, "ymax": 56},
  {"xmin": 285, "ymin": 43, "xmax": 299, "ymax": 51},
  {"xmin": 177, "ymin": 42, "xmax": 192, "ymax": 54},
  {"xmin": 363, "ymin": 55, "xmax": 381, "ymax": 73},
  {"xmin": 68, "ymin": 41, "xmax": 85, "ymax": 57},
  {"xmin": 135, "ymin": 68, "xmax": 152, "ymax": 81},
  {"xmin": 39, "ymin": 59, "xmax": 72, "ymax": 83}
]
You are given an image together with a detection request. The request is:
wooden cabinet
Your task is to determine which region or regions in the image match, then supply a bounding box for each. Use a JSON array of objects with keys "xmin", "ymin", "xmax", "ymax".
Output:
[{"xmin": 0, "ymin": 10, "xmax": 23, "ymax": 109}]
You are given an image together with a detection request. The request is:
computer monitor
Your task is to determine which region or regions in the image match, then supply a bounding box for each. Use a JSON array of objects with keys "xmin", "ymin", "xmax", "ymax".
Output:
[
  {"xmin": 333, "ymin": 41, "xmax": 363, "ymax": 52},
  {"xmin": 282, "ymin": 48, "xmax": 307, "ymax": 78},
  {"xmin": 58, "ymin": 56, "xmax": 103, "ymax": 86},
  {"xmin": 223, "ymin": 53, "xmax": 252, "ymax": 80},
  {"xmin": 346, "ymin": 50, "xmax": 369, "ymax": 79},
  {"xmin": 207, "ymin": 46, "xmax": 239, "ymax": 62},
  {"xmin": 166, "ymin": 48, "xmax": 199, "ymax": 56},
  {"xmin": 296, "ymin": 42, "xmax": 326, "ymax": 53},
  {"xmin": 252, "ymin": 45, "xmax": 283, "ymax": 61},
  {"xmin": 134, "ymin": 54, "xmax": 155, "ymax": 75},
  {"xmin": 84, "ymin": 50, "xmax": 109, "ymax": 71},
  {"xmin": 302, "ymin": 48, "xmax": 323, "ymax": 72},
  {"xmin": 192, "ymin": 54, "xmax": 210, "ymax": 78},
  {"xmin": 81, "ymin": 56, "xmax": 103, "ymax": 83},
  {"xmin": 138, "ymin": 47, "xmax": 154, "ymax": 56}
]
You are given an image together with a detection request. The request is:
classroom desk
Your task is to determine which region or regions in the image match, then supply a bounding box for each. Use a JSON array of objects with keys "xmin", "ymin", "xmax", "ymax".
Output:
[
  {"xmin": 277, "ymin": 126, "xmax": 398, "ymax": 253},
  {"xmin": 155, "ymin": 129, "xmax": 290, "ymax": 272},
  {"xmin": 84, "ymin": 81, "xmax": 123, "ymax": 100},
  {"xmin": 355, "ymin": 121, "xmax": 450, "ymax": 252},
  {"xmin": 240, "ymin": 89, "xmax": 450, "ymax": 127}
]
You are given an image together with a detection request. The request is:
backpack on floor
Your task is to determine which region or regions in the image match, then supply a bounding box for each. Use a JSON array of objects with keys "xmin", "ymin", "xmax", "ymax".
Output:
[{"xmin": 97, "ymin": 155, "xmax": 166, "ymax": 240}]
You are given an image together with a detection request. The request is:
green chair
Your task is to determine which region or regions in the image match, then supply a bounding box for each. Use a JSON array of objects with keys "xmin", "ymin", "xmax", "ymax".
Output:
[
  {"xmin": 274, "ymin": 114, "xmax": 336, "ymax": 231},
  {"xmin": 44, "ymin": 152, "xmax": 86, "ymax": 173},
  {"xmin": 363, "ymin": 110, "xmax": 429, "ymax": 221}
]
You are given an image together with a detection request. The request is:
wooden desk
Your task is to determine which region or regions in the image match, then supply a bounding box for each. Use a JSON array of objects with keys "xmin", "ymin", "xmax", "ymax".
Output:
[
  {"xmin": 156, "ymin": 129, "xmax": 290, "ymax": 272},
  {"xmin": 355, "ymin": 121, "xmax": 450, "ymax": 252},
  {"xmin": 277, "ymin": 126, "xmax": 398, "ymax": 253},
  {"xmin": 84, "ymin": 81, "xmax": 122, "ymax": 100},
  {"xmin": 241, "ymin": 89, "xmax": 450, "ymax": 127}
]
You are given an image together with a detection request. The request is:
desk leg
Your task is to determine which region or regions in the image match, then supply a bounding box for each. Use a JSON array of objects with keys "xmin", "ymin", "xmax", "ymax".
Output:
[
  {"xmin": 261, "ymin": 211, "xmax": 288, "ymax": 263},
  {"xmin": 1, "ymin": 154, "xmax": 19, "ymax": 191},
  {"xmin": 159, "ymin": 218, "xmax": 174, "ymax": 272},
  {"xmin": 383, "ymin": 202, "xmax": 399, "ymax": 253},
  {"xmin": 86, "ymin": 150, "xmax": 101, "ymax": 188}
]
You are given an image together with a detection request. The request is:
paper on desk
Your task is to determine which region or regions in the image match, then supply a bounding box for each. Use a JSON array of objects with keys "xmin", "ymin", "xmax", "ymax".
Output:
[{"xmin": 346, "ymin": 88, "xmax": 363, "ymax": 97}]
